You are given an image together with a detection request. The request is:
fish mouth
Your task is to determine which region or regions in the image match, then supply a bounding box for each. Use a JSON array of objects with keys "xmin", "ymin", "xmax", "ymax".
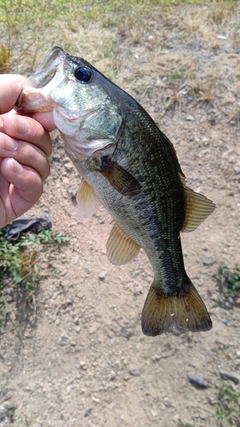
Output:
[{"xmin": 16, "ymin": 46, "xmax": 66, "ymax": 113}]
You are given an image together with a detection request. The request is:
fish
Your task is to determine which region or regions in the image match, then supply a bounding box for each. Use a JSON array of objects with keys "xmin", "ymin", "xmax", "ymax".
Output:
[{"xmin": 16, "ymin": 46, "xmax": 215, "ymax": 336}]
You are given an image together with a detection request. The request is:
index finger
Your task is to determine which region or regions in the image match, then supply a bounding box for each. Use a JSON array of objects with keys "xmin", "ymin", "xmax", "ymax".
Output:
[{"xmin": 0, "ymin": 74, "xmax": 28, "ymax": 114}]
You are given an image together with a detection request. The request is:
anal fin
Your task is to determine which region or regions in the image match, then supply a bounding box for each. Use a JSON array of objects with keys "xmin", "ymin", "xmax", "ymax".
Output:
[
  {"xmin": 106, "ymin": 223, "xmax": 141, "ymax": 266},
  {"xmin": 142, "ymin": 280, "xmax": 212, "ymax": 336},
  {"xmin": 77, "ymin": 180, "xmax": 101, "ymax": 218}
]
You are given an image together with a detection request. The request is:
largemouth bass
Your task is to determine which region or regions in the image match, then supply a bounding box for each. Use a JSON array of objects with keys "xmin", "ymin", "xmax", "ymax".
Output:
[{"xmin": 16, "ymin": 47, "xmax": 215, "ymax": 336}]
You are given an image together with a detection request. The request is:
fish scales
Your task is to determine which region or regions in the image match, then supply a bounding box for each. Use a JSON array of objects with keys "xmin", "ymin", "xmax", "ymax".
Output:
[
  {"xmin": 16, "ymin": 46, "xmax": 215, "ymax": 336},
  {"xmin": 70, "ymin": 108, "xmax": 186, "ymax": 289}
]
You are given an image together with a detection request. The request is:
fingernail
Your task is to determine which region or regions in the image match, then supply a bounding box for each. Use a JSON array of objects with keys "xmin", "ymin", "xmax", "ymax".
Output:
[
  {"xmin": 11, "ymin": 159, "xmax": 23, "ymax": 173},
  {"xmin": 15, "ymin": 116, "xmax": 30, "ymax": 135}
]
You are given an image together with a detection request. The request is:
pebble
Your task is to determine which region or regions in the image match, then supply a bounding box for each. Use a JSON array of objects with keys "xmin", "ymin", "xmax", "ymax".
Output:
[
  {"xmin": 220, "ymin": 370, "xmax": 240, "ymax": 384},
  {"xmin": 202, "ymin": 256, "xmax": 216, "ymax": 266},
  {"xmin": 150, "ymin": 409, "xmax": 158, "ymax": 417},
  {"xmin": 129, "ymin": 368, "xmax": 141, "ymax": 377},
  {"xmin": 98, "ymin": 271, "xmax": 107, "ymax": 281},
  {"xmin": 217, "ymin": 34, "xmax": 228, "ymax": 40},
  {"xmin": 71, "ymin": 256, "xmax": 80, "ymax": 265},
  {"xmin": 109, "ymin": 370, "xmax": 116, "ymax": 381},
  {"xmin": 200, "ymin": 413, "xmax": 208, "ymax": 420},
  {"xmin": 187, "ymin": 375, "xmax": 210, "ymax": 389},
  {"xmin": 163, "ymin": 397, "xmax": 171, "ymax": 407},
  {"xmin": 186, "ymin": 115, "xmax": 195, "ymax": 121},
  {"xmin": 83, "ymin": 407, "xmax": 92, "ymax": 417},
  {"xmin": 79, "ymin": 361, "xmax": 87, "ymax": 370},
  {"xmin": 64, "ymin": 162, "xmax": 73, "ymax": 171},
  {"xmin": 60, "ymin": 270, "xmax": 67, "ymax": 276},
  {"xmin": 236, "ymin": 351, "xmax": 240, "ymax": 359},
  {"xmin": 152, "ymin": 355, "xmax": 161, "ymax": 362}
]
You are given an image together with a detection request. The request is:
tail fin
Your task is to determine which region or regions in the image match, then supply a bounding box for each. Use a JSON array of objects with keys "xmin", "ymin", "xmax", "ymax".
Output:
[{"xmin": 141, "ymin": 280, "xmax": 212, "ymax": 336}]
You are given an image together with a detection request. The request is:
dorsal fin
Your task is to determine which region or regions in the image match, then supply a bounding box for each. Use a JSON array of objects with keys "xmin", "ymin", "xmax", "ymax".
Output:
[
  {"xmin": 182, "ymin": 181, "xmax": 215, "ymax": 232},
  {"xmin": 76, "ymin": 180, "xmax": 101, "ymax": 218},
  {"xmin": 106, "ymin": 223, "xmax": 141, "ymax": 265},
  {"xmin": 162, "ymin": 131, "xmax": 185, "ymax": 178}
]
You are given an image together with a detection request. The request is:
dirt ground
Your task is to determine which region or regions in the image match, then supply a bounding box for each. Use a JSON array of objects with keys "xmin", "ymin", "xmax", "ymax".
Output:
[{"xmin": 1, "ymin": 2, "xmax": 240, "ymax": 426}]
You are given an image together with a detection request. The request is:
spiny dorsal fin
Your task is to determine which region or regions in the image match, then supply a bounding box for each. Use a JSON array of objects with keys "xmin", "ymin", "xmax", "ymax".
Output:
[
  {"xmin": 182, "ymin": 182, "xmax": 215, "ymax": 232},
  {"xmin": 141, "ymin": 280, "xmax": 212, "ymax": 337},
  {"xmin": 76, "ymin": 180, "xmax": 101, "ymax": 218},
  {"xmin": 106, "ymin": 223, "xmax": 141, "ymax": 266}
]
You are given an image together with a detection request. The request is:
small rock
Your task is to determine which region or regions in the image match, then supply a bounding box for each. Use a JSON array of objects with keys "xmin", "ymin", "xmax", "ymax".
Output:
[
  {"xmin": 150, "ymin": 409, "xmax": 158, "ymax": 417},
  {"xmin": 109, "ymin": 370, "xmax": 116, "ymax": 381},
  {"xmin": 71, "ymin": 256, "xmax": 80, "ymax": 265},
  {"xmin": 152, "ymin": 355, "xmax": 161, "ymax": 362},
  {"xmin": 133, "ymin": 282, "xmax": 143, "ymax": 296},
  {"xmin": 83, "ymin": 407, "xmax": 92, "ymax": 417},
  {"xmin": 187, "ymin": 375, "xmax": 211, "ymax": 389},
  {"xmin": 80, "ymin": 361, "xmax": 87, "ymax": 370},
  {"xmin": 236, "ymin": 351, "xmax": 240, "ymax": 359},
  {"xmin": 65, "ymin": 162, "xmax": 73, "ymax": 171},
  {"xmin": 186, "ymin": 115, "xmax": 195, "ymax": 121},
  {"xmin": 98, "ymin": 271, "xmax": 107, "ymax": 281},
  {"xmin": 217, "ymin": 34, "xmax": 228, "ymax": 40},
  {"xmin": 200, "ymin": 413, "xmax": 208, "ymax": 420},
  {"xmin": 129, "ymin": 368, "xmax": 141, "ymax": 377},
  {"xmin": 163, "ymin": 397, "xmax": 171, "ymax": 407},
  {"xmin": 220, "ymin": 370, "xmax": 240, "ymax": 384},
  {"xmin": 202, "ymin": 256, "xmax": 216, "ymax": 266},
  {"xmin": 60, "ymin": 270, "xmax": 67, "ymax": 276}
]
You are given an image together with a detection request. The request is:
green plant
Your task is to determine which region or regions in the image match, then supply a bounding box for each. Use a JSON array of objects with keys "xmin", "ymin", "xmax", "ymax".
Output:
[
  {"xmin": 0, "ymin": 228, "xmax": 69, "ymax": 314},
  {"xmin": 212, "ymin": 382, "xmax": 240, "ymax": 426},
  {"xmin": 216, "ymin": 265, "xmax": 240, "ymax": 304}
]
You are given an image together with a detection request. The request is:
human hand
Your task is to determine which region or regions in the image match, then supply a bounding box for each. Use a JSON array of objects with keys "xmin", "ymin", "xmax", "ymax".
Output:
[{"xmin": 0, "ymin": 74, "xmax": 55, "ymax": 228}]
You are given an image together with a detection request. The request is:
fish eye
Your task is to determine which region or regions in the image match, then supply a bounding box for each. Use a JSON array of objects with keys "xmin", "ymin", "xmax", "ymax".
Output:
[{"xmin": 74, "ymin": 66, "xmax": 92, "ymax": 83}]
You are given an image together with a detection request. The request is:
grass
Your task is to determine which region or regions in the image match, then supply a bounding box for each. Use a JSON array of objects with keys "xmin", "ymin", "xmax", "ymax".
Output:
[
  {"xmin": 0, "ymin": 0, "xmax": 239, "ymax": 72},
  {"xmin": 212, "ymin": 382, "xmax": 240, "ymax": 426},
  {"xmin": 0, "ymin": 0, "xmax": 240, "ymax": 124},
  {"xmin": 216, "ymin": 265, "xmax": 240, "ymax": 306},
  {"xmin": 0, "ymin": 228, "xmax": 69, "ymax": 324}
]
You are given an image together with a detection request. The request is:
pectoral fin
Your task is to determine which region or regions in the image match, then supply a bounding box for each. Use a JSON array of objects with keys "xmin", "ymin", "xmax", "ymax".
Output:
[
  {"xmin": 106, "ymin": 223, "xmax": 141, "ymax": 265},
  {"xmin": 77, "ymin": 180, "xmax": 101, "ymax": 218},
  {"xmin": 98, "ymin": 155, "xmax": 141, "ymax": 196},
  {"xmin": 182, "ymin": 183, "xmax": 215, "ymax": 232}
]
